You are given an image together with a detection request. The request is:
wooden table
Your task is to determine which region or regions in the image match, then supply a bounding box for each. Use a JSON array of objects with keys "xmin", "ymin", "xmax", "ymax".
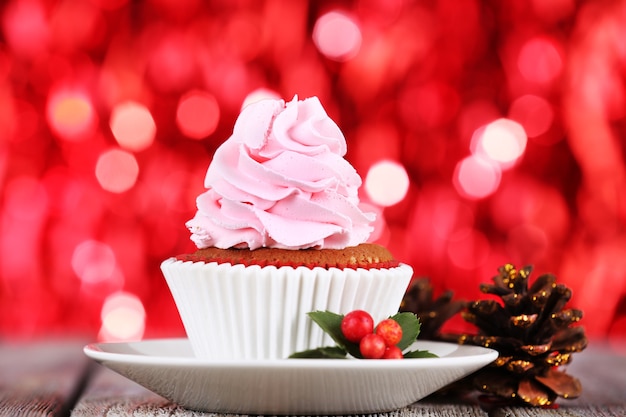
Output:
[{"xmin": 1, "ymin": 339, "xmax": 624, "ymax": 417}]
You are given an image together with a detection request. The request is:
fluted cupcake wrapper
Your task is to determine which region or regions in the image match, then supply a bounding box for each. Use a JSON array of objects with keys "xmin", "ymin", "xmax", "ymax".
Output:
[{"xmin": 161, "ymin": 258, "xmax": 413, "ymax": 360}]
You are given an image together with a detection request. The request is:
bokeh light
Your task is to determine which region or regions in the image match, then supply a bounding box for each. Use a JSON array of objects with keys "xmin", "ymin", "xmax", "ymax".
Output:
[
  {"xmin": 313, "ymin": 11, "xmax": 362, "ymax": 62},
  {"xmin": 472, "ymin": 118, "xmax": 528, "ymax": 166},
  {"xmin": 176, "ymin": 90, "xmax": 220, "ymax": 139},
  {"xmin": 71, "ymin": 240, "xmax": 117, "ymax": 284},
  {"xmin": 146, "ymin": 29, "xmax": 196, "ymax": 93},
  {"xmin": 2, "ymin": 0, "xmax": 49, "ymax": 58},
  {"xmin": 364, "ymin": 160, "xmax": 410, "ymax": 207},
  {"xmin": 518, "ymin": 36, "xmax": 564, "ymax": 85},
  {"xmin": 98, "ymin": 291, "xmax": 145, "ymax": 342},
  {"xmin": 46, "ymin": 88, "xmax": 98, "ymax": 141},
  {"xmin": 110, "ymin": 101, "xmax": 156, "ymax": 152},
  {"xmin": 454, "ymin": 155, "xmax": 502, "ymax": 199},
  {"xmin": 242, "ymin": 88, "xmax": 282, "ymax": 109},
  {"xmin": 95, "ymin": 149, "xmax": 139, "ymax": 193},
  {"xmin": 509, "ymin": 95, "xmax": 554, "ymax": 139}
]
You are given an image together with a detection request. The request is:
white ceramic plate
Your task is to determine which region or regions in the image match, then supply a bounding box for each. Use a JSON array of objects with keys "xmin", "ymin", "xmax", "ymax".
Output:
[{"xmin": 84, "ymin": 338, "xmax": 497, "ymax": 415}]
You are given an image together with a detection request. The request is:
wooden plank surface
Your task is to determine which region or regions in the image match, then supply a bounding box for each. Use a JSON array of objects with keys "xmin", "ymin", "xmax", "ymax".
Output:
[
  {"xmin": 2, "ymin": 340, "xmax": 625, "ymax": 417},
  {"xmin": 69, "ymin": 365, "xmax": 175, "ymax": 417},
  {"xmin": 0, "ymin": 339, "xmax": 89, "ymax": 417}
]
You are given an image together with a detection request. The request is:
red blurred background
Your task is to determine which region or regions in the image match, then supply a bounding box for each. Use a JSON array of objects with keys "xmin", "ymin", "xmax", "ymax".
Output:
[{"xmin": 1, "ymin": 0, "xmax": 625, "ymax": 344}]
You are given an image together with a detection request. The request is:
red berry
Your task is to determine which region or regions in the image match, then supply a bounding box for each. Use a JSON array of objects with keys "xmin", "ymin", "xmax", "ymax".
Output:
[
  {"xmin": 382, "ymin": 345, "xmax": 404, "ymax": 359},
  {"xmin": 376, "ymin": 318, "xmax": 403, "ymax": 347},
  {"xmin": 341, "ymin": 310, "xmax": 374, "ymax": 343},
  {"xmin": 359, "ymin": 333, "xmax": 387, "ymax": 359}
]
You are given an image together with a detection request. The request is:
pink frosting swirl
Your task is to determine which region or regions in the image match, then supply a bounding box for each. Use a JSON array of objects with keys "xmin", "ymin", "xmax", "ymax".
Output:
[{"xmin": 186, "ymin": 96, "xmax": 375, "ymax": 250}]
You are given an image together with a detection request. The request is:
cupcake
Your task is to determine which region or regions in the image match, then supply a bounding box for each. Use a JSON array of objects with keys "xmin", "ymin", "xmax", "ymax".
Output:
[{"xmin": 161, "ymin": 96, "xmax": 413, "ymax": 360}]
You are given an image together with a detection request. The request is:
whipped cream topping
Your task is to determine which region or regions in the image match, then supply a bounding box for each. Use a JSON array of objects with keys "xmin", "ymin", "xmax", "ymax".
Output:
[{"xmin": 186, "ymin": 96, "xmax": 375, "ymax": 250}]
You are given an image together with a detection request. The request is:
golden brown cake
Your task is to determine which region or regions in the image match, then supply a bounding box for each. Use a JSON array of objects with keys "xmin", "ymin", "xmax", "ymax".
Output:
[{"xmin": 175, "ymin": 243, "xmax": 400, "ymax": 270}]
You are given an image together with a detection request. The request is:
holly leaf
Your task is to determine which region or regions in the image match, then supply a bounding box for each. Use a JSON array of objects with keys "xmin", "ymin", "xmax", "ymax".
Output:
[
  {"xmin": 307, "ymin": 311, "xmax": 362, "ymax": 358},
  {"xmin": 390, "ymin": 312, "xmax": 421, "ymax": 350},
  {"xmin": 292, "ymin": 310, "xmax": 437, "ymax": 360},
  {"xmin": 289, "ymin": 346, "xmax": 347, "ymax": 359},
  {"xmin": 404, "ymin": 349, "xmax": 439, "ymax": 358}
]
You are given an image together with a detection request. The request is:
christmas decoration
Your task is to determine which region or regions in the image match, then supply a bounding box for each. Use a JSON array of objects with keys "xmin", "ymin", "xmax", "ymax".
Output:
[
  {"xmin": 289, "ymin": 310, "xmax": 436, "ymax": 359},
  {"xmin": 400, "ymin": 278, "xmax": 465, "ymax": 340},
  {"xmin": 449, "ymin": 264, "xmax": 588, "ymax": 407}
]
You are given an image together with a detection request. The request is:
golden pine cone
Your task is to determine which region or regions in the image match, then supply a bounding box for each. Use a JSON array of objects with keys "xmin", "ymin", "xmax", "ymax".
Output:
[{"xmin": 452, "ymin": 264, "xmax": 588, "ymax": 407}]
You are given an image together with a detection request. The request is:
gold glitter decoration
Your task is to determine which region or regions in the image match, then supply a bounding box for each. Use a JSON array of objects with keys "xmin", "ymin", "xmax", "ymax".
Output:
[{"xmin": 447, "ymin": 264, "xmax": 588, "ymax": 407}]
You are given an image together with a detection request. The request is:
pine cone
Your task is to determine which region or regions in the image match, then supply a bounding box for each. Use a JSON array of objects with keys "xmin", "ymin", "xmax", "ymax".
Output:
[
  {"xmin": 400, "ymin": 278, "xmax": 465, "ymax": 340},
  {"xmin": 452, "ymin": 264, "xmax": 588, "ymax": 407}
]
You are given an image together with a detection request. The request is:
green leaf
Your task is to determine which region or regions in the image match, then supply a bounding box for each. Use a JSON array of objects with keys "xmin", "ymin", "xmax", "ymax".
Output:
[
  {"xmin": 297, "ymin": 310, "xmax": 437, "ymax": 360},
  {"xmin": 307, "ymin": 311, "xmax": 363, "ymax": 358},
  {"xmin": 390, "ymin": 312, "xmax": 421, "ymax": 351},
  {"xmin": 403, "ymin": 349, "xmax": 439, "ymax": 359},
  {"xmin": 307, "ymin": 311, "xmax": 345, "ymax": 345},
  {"xmin": 289, "ymin": 346, "xmax": 348, "ymax": 359}
]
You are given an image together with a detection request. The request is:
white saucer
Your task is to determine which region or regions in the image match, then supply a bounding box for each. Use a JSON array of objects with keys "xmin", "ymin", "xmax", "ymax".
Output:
[{"xmin": 84, "ymin": 338, "xmax": 497, "ymax": 415}]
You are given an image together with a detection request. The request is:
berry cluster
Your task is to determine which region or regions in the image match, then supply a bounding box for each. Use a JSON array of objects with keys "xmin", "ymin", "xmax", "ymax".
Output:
[
  {"xmin": 341, "ymin": 310, "xmax": 404, "ymax": 359},
  {"xmin": 289, "ymin": 309, "xmax": 436, "ymax": 360}
]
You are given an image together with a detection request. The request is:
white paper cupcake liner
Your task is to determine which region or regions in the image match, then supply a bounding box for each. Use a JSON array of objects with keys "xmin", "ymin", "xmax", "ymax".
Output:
[{"xmin": 161, "ymin": 258, "xmax": 413, "ymax": 360}]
